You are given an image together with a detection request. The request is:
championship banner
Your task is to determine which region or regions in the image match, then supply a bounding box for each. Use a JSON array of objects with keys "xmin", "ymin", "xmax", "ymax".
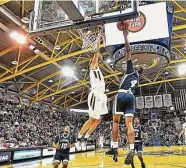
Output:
[
  {"xmin": 145, "ymin": 96, "xmax": 153, "ymax": 108},
  {"xmin": 163, "ymin": 94, "xmax": 172, "ymax": 107},
  {"xmin": 154, "ymin": 95, "xmax": 163, "ymax": 108},
  {"xmin": 136, "ymin": 96, "xmax": 144, "ymax": 109}
]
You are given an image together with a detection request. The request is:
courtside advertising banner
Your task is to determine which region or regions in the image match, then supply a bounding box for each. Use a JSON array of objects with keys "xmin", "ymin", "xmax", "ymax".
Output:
[
  {"xmin": 0, "ymin": 152, "xmax": 11, "ymax": 164},
  {"xmin": 105, "ymin": 2, "xmax": 169, "ymax": 46},
  {"xmin": 43, "ymin": 148, "xmax": 55, "ymax": 156},
  {"xmin": 87, "ymin": 145, "xmax": 96, "ymax": 150},
  {"xmin": 70, "ymin": 146, "xmax": 76, "ymax": 153},
  {"xmin": 136, "ymin": 96, "xmax": 144, "ymax": 109},
  {"xmin": 13, "ymin": 149, "xmax": 41, "ymax": 161}
]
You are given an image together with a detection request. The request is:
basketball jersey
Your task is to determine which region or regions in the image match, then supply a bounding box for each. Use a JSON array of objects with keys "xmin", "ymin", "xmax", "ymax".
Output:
[
  {"xmin": 90, "ymin": 67, "xmax": 105, "ymax": 92},
  {"xmin": 119, "ymin": 60, "xmax": 139, "ymax": 94},
  {"xmin": 134, "ymin": 124, "xmax": 145, "ymax": 143},
  {"xmin": 55, "ymin": 134, "xmax": 72, "ymax": 154}
]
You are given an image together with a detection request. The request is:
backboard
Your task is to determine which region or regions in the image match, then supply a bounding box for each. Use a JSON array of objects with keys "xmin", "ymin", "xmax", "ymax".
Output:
[{"xmin": 29, "ymin": 0, "xmax": 138, "ymax": 35}]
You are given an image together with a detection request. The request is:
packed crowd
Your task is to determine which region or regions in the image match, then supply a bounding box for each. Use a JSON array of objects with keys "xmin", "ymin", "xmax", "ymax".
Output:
[{"xmin": 0, "ymin": 102, "xmax": 184, "ymax": 149}]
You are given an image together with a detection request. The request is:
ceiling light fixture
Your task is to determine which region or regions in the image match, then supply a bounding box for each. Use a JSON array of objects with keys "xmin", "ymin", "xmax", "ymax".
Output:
[
  {"xmin": 106, "ymin": 58, "xmax": 112, "ymax": 63},
  {"xmin": 10, "ymin": 31, "xmax": 26, "ymax": 44},
  {"xmin": 62, "ymin": 66, "xmax": 74, "ymax": 77},
  {"xmin": 55, "ymin": 45, "xmax": 61, "ymax": 50},
  {"xmin": 48, "ymin": 79, "xmax": 53, "ymax": 83},
  {"xmin": 11, "ymin": 60, "xmax": 18, "ymax": 65},
  {"xmin": 177, "ymin": 63, "xmax": 186, "ymax": 76}
]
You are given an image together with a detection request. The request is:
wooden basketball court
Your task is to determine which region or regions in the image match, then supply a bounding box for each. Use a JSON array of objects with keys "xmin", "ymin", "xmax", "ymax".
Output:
[{"xmin": 2, "ymin": 146, "xmax": 186, "ymax": 168}]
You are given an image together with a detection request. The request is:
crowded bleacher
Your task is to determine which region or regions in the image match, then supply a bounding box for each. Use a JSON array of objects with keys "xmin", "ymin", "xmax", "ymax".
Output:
[{"xmin": 0, "ymin": 101, "xmax": 185, "ymax": 149}]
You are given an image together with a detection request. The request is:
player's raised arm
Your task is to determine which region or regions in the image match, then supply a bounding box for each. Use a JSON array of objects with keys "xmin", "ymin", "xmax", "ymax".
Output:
[
  {"xmin": 119, "ymin": 21, "xmax": 134, "ymax": 74},
  {"xmin": 122, "ymin": 22, "xmax": 131, "ymax": 61},
  {"xmin": 90, "ymin": 51, "xmax": 100, "ymax": 70},
  {"xmin": 90, "ymin": 27, "xmax": 102, "ymax": 70}
]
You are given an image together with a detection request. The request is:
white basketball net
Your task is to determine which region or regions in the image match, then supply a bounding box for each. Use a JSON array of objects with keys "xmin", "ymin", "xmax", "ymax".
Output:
[{"xmin": 77, "ymin": 26, "xmax": 105, "ymax": 53}]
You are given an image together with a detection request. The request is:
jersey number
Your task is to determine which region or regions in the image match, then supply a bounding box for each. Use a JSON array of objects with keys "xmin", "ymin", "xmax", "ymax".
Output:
[
  {"xmin": 131, "ymin": 80, "xmax": 137, "ymax": 88},
  {"xmin": 135, "ymin": 132, "xmax": 139, "ymax": 138},
  {"xmin": 61, "ymin": 143, "xmax": 68, "ymax": 149}
]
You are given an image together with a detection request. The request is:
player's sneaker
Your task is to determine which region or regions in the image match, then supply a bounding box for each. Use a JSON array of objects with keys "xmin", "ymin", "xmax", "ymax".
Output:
[
  {"xmin": 124, "ymin": 150, "xmax": 134, "ymax": 165},
  {"xmin": 106, "ymin": 148, "xmax": 118, "ymax": 155},
  {"xmin": 75, "ymin": 138, "xmax": 82, "ymax": 151},
  {"xmin": 113, "ymin": 154, "xmax": 118, "ymax": 162},
  {"xmin": 131, "ymin": 161, "xmax": 135, "ymax": 168},
  {"xmin": 141, "ymin": 163, "xmax": 146, "ymax": 168}
]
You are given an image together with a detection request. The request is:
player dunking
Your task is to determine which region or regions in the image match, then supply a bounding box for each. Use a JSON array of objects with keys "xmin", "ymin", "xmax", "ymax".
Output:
[
  {"xmin": 112, "ymin": 22, "xmax": 143, "ymax": 165},
  {"xmin": 131, "ymin": 117, "xmax": 147, "ymax": 168},
  {"xmin": 76, "ymin": 29, "xmax": 108, "ymax": 147},
  {"xmin": 52, "ymin": 126, "xmax": 75, "ymax": 168}
]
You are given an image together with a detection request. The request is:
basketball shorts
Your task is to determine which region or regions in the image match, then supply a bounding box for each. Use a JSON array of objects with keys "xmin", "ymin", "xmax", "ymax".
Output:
[
  {"xmin": 88, "ymin": 90, "xmax": 108, "ymax": 120},
  {"xmin": 53, "ymin": 153, "xmax": 69, "ymax": 163},
  {"xmin": 134, "ymin": 142, "xmax": 143, "ymax": 153},
  {"xmin": 113, "ymin": 92, "xmax": 135, "ymax": 117}
]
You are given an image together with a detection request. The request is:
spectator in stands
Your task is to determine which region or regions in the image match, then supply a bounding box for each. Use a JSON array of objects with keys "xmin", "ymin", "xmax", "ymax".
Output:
[{"xmin": 0, "ymin": 101, "xmax": 183, "ymax": 149}]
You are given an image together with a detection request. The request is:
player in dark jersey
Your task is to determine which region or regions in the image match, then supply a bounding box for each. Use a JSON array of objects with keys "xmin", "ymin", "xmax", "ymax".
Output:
[
  {"xmin": 131, "ymin": 117, "xmax": 147, "ymax": 168},
  {"xmin": 52, "ymin": 126, "xmax": 74, "ymax": 168},
  {"xmin": 112, "ymin": 22, "xmax": 143, "ymax": 165}
]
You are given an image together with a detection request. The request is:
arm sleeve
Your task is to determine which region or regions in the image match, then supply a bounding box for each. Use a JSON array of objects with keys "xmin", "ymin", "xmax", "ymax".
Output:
[
  {"xmin": 126, "ymin": 60, "xmax": 134, "ymax": 74},
  {"xmin": 54, "ymin": 135, "xmax": 59, "ymax": 144}
]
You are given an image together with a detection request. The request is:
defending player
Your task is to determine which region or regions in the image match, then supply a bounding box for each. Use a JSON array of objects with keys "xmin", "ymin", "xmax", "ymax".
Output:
[
  {"xmin": 76, "ymin": 29, "xmax": 108, "ymax": 147},
  {"xmin": 52, "ymin": 126, "xmax": 74, "ymax": 168},
  {"xmin": 113, "ymin": 21, "xmax": 143, "ymax": 165},
  {"xmin": 131, "ymin": 117, "xmax": 147, "ymax": 168}
]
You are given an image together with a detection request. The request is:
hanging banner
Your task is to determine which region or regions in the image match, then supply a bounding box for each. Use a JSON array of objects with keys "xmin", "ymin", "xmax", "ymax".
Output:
[
  {"xmin": 145, "ymin": 96, "xmax": 153, "ymax": 108},
  {"xmin": 163, "ymin": 94, "xmax": 172, "ymax": 107},
  {"xmin": 154, "ymin": 95, "xmax": 163, "ymax": 108},
  {"xmin": 136, "ymin": 96, "xmax": 144, "ymax": 109}
]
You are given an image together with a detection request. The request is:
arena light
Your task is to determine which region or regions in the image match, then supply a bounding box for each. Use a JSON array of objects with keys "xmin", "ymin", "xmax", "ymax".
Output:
[
  {"xmin": 10, "ymin": 31, "xmax": 26, "ymax": 44},
  {"xmin": 61, "ymin": 66, "xmax": 74, "ymax": 77},
  {"xmin": 11, "ymin": 60, "xmax": 18, "ymax": 65},
  {"xmin": 55, "ymin": 45, "xmax": 61, "ymax": 50},
  {"xmin": 48, "ymin": 79, "xmax": 53, "ymax": 83},
  {"xmin": 106, "ymin": 89, "xmax": 109, "ymax": 92},
  {"xmin": 106, "ymin": 58, "xmax": 112, "ymax": 63},
  {"xmin": 177, "ymin": 63, "xmax": 186, "ymax": 75}
]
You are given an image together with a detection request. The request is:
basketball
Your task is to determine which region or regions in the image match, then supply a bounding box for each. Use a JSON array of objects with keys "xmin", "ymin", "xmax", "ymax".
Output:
[{"xmin": 117, "ymin": 21, "xmax": 129, "ymax": 31}]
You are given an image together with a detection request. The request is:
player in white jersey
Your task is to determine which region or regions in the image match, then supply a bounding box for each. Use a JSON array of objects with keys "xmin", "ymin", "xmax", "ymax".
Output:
[
  {"xmin": 76, "ymin": 33, "xmax": 108, "ymax": 146},
  {"xmin": 179, "ymin": 121, "xmax": 186, "ymax": 145}
]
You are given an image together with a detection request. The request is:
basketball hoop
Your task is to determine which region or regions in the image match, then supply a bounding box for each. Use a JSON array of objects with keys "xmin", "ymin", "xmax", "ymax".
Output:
[{"xmin": 77, "ymin": 25, "xmax": 105, "ymax": 53}]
